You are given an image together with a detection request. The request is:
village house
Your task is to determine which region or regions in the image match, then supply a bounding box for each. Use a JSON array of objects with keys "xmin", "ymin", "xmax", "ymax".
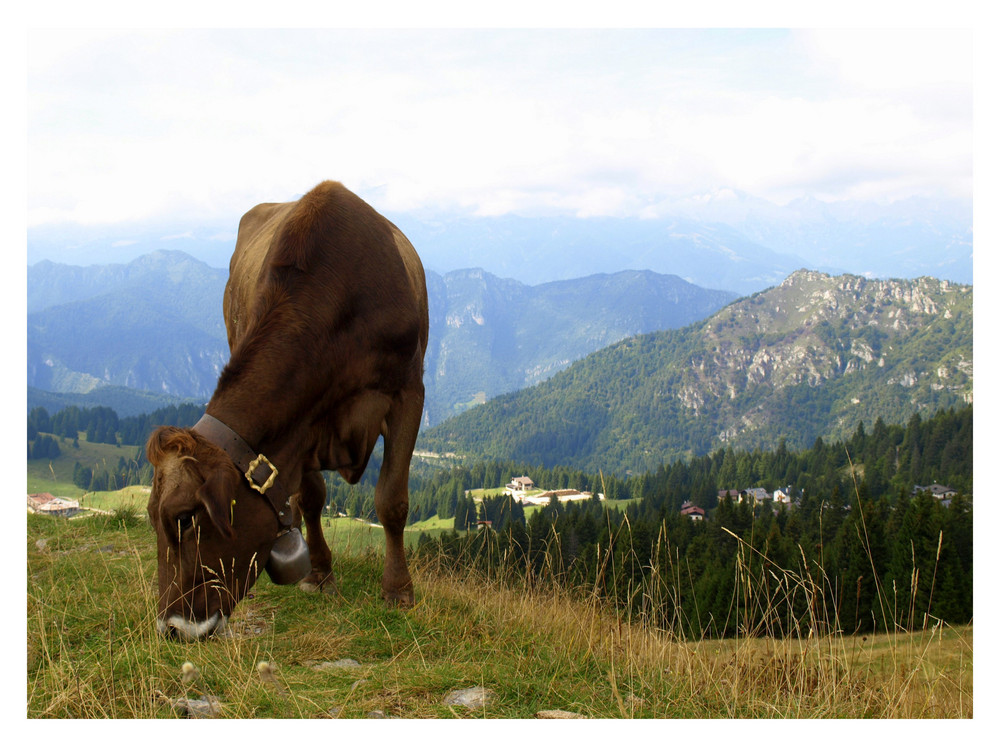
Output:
[
  {"xmin": 913, "ymin": 484, "xmax": 957, "ymax": 499},
  {"xmin": 27, "ymin": 493, "xmax": 81, "ymax": 518},
  {"xmin": 913, "ymin": 484, "xmax": 959, "ymax": 507},
  {"xmin": 506, "ymin": 476, "xmax": 535, "ymax": 492},
  {"xmin": 680, "ymin": 501, "xmax": 706, "ymax": 520},
  {"xmin": 744, "ymin": 487, "xmax": 771, "ymax": 503},
  {"xmin": 717, "ymin": 487, "xmax": 773, "ymax": 504}
]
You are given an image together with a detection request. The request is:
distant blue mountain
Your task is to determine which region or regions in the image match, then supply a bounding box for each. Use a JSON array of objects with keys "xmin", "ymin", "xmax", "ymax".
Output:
[
  {"xmin": 27, "ymin": 251, "xmax": 735, "ymax": 425},
  {"xmin": 28, "ymin": 191, "xmax": 971, "ymax": 297},
  {"xmin": 391, "ymin": 193, "xmax": 971, "ymax": 293},
  {"xmin": 394, "ymin": 213, "xmax": 808, "ymax": 296}
]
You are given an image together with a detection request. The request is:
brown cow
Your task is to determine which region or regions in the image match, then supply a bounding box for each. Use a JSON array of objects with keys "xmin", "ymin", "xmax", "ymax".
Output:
[{"xmin": 146, "ymin": 181, "xmax": 428, "ymax": 640}]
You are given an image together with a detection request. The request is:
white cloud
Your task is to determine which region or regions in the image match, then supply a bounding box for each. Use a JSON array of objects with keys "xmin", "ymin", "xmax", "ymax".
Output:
[{"xmin": 26, "ymin": 28, "xmax": 973, "ymax": 230}]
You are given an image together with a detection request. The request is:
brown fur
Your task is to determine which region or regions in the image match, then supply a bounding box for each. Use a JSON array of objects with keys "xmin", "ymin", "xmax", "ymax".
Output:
[{"xmin": 147, "ymin": 181, "xmax": 428, "ymax": 635}]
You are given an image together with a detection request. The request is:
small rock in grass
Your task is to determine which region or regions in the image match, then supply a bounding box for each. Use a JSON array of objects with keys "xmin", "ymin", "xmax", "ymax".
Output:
[
  {"xmin": 171, "ymin": 696, "xmax": 222, "ymax": 718},
  {"xmin": 536, "ymin": 709, "xmax": 587, "ymax": 719},
  {"xmin": 444, "ymin": 686, "xmax": 494, "ymax": 709}
]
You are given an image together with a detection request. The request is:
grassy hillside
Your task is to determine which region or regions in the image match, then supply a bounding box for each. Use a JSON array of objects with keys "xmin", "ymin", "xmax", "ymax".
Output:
[
  {"xmin": 27, "ymin": 435, "xmax": 144, "ymax": 497},
  {"xmin": 27, "ymin": 511, "xmax": 972, "ymax": 718}
]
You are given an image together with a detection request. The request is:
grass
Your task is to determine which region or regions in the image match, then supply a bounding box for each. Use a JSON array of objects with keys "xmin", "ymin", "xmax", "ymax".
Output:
[
  {"xmin": 26, "ymin": 510, "xmax": 972, "ymax": 719},
  {"xmin": 28, "ymin": 436, "xmax": 142, "ymax": 498}
]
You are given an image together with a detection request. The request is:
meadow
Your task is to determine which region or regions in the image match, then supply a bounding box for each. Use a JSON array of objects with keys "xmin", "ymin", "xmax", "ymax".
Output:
[{"xmin": 26, "ymin": 493, "xmax": 972, "ymax": 719}]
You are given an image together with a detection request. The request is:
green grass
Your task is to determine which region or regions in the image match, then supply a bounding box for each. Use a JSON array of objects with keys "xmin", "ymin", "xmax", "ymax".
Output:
[
  {"xmin": 321, "ymin": 517, "xmax": 450, "ymax": 553},
  {"xmin": 28, "ymin": 434, "xmax": 143, "ymax": 498},
  {"xmin": 27, "ymin": 511, "xmax": 973, "ymax": 719}
]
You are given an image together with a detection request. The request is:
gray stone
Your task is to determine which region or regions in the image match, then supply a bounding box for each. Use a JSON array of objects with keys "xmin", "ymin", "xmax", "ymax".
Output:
[
  {"xmin": 536, "ymin": 709, "xmax": 586, "ymax": 719},
  {"xmin": 443, "ymin": 686, "xmax": 495, "ymax": 709},
  {"xmin": 171, "ymin": 696, "xmax": 222, "ymax": 718}
]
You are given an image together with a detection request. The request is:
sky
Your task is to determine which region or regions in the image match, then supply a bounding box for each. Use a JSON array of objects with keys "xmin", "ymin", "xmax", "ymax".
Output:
[{"xmin": 26, "ymin": 23, "xmax": 974, "ymax": 242}]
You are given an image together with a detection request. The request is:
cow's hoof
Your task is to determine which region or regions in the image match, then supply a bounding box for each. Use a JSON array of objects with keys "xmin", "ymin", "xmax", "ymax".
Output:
[
  {"xmin": 382, "ymin": 588, "xmax": 414, "ymax": 608},
  {"xmin": 298, "ymin": 572, "xmax": 337, "ymax": 596}
]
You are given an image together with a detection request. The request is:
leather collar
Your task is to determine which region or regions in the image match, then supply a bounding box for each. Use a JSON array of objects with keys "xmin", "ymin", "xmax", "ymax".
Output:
[{"xmin": 192, "ymin": 414, "xmax": 294, "ymax": 527}]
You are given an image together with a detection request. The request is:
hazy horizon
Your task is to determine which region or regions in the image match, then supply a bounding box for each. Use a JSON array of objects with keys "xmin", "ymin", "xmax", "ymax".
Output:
[{"xmin": 28, "ymin": 27, "xmax": 972, "ymax": 270}]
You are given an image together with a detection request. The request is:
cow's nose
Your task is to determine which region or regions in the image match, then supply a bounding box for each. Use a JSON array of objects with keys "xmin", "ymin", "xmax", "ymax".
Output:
[{"xmin": 157, "ymin": 611, "xmax": 227, "ymax": 640}]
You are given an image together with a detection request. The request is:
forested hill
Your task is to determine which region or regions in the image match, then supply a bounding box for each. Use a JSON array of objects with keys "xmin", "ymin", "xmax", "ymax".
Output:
[
  {"xmin": 423, "ymin": 268, "xmax": 735, "ymax": 424},
  {"xmin": 421, "ymin": 271, "xmax": 972, "ymax": 473}
]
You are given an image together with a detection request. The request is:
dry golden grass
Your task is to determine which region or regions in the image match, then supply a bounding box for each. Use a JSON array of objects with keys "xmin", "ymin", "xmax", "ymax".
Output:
[
  {"xmin": 27, "ymin": 512, "xmax": 972, "ymax": 718},
  {"xmin": 410, "ymin": 556, "xmax": 972, "ymax": 719}
]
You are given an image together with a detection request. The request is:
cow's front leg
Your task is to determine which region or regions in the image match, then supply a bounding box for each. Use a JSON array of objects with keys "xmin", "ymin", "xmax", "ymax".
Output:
[
  {"xmin": 296, "ymin": 470, "xmax": 337, "ymax": 595},
  {"xmin": 375, "ymin": 386, "xmax": 423, "ymax": 607}
]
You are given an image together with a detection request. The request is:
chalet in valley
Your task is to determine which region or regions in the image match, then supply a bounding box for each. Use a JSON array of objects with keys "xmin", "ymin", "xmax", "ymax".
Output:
[
  {"xmin": 27, "ymin": 493, "xmax": 80, "ymax": 518},
  {"xmin": 716, "ymin": 487, "xmax": 772, "ymax": 504},
  {"xmin": 913, "ymin": 484, "xmax": 959, "ymax": 507},
  {"xmin": 506, "ymin": 476, "xmax": 535, "ymax": 492},
  {"xmin": 680, "ymin": 501, "xmax": 706, "ymax": 520}
]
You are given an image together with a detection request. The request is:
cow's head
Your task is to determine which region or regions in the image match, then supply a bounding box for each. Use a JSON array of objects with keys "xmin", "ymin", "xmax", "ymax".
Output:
[{"xmin": 146, "ymin": 426, "xmax": 280, "ymax": 640}]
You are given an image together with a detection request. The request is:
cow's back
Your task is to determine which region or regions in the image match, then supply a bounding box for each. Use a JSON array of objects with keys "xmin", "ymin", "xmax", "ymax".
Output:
[
  {"xmin": 223, "ymin": 200, "xmax": 298, "ymax": 351},
  {"xmin": 222, "ymin": 182, "xmax": 428, "ymax": 383}
]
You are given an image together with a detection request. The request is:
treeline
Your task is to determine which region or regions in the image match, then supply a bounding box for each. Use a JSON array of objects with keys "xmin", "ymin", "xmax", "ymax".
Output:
[
  {"xmin": 27, "ymin": 403, "xmax": 204, "ymax": 452},
  {"xmin": 416, "ymin": 406, "xmax": 973, "ymax": 637},
  {"xmin": 28, "ymin": 403, "xmax": 203, "ymax": 492},
  {"xmin": 317, "ymin": 406, "xmax": 970, "ymax": 536},
  {"xmin": 72, "ymin": 450, "xmax": 151, "ymax": 492}
]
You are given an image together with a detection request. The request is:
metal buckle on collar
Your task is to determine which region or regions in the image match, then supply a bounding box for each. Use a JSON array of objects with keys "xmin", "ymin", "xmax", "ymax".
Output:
[{"xmin": 245, "ymin": 454, "xmax": 278, "ymax": 494}]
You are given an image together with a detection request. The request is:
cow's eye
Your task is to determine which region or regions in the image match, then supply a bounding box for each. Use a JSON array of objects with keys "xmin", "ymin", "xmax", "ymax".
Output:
[{"xmin": 174, "ymin": 511, "xmax": 195, "ymax": 540}]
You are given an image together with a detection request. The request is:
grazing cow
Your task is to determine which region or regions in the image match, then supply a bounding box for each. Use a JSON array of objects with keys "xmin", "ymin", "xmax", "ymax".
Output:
[{"xmin": 146, "ymin": 181, "xmax": 428, "ymax": 640}]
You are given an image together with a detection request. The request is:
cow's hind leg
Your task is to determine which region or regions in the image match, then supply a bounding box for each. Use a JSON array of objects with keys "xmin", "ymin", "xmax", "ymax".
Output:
[
  {"xmin": 375, "ymin": 386, "xmax": 423, "ymax": 606},
  {"xmin": 297, "ymin": 469, "xmax": 337, "ymax": 595}
]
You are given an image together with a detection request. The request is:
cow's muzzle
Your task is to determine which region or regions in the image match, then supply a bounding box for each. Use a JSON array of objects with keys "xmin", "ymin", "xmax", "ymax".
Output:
[{"xmin": 157, "ymin": 611, "xmax": 228, "ymax": 640}]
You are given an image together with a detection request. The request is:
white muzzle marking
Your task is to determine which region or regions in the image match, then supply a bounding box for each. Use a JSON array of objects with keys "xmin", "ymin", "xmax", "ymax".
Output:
[{"xmin": 157, "ymin": 611, "xmax": 227, "ymax": 640}]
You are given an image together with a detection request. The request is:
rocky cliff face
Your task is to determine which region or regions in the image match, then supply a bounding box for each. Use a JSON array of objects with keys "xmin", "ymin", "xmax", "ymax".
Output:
[{"xmin": 677, "ymin": 270, "xmax": 972, "ymax": 444}]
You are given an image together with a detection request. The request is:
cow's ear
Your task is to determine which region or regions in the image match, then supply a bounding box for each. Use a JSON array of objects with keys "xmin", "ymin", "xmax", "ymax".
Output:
[
  {"xmin": 196, "ymin": 470, "xmax": 236, "ymax": 540},
  {"xmin": 147, "ymin": 426, "xmax": 197, "ymax": 466}
]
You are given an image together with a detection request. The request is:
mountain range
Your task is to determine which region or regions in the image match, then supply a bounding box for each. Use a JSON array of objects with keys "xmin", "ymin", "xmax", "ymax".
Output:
[
  {"xmin": 26, "ymin": 250, "xmax": 736, "ymax": 426},
  {"xmin": 28, "ymin": 191, "xmax": 972, "ymax": 296},
  {"xmin": 421, "ymin": 270, "xmax": 973, "ymax": 474}
]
